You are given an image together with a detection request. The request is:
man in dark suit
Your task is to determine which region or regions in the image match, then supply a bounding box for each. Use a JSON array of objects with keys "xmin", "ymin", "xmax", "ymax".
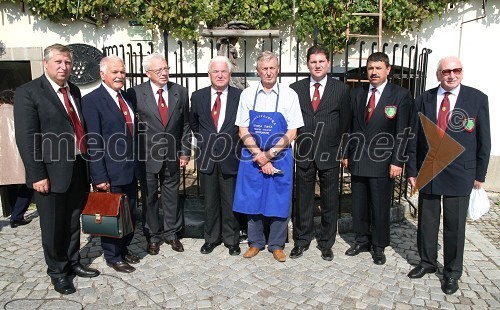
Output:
[
  {"xmin": 344, "ymin": 52, "xmax": 411, "ymax": 265},
  {"xmin": 189, "ymin": 56, "xmax": 242, "ymax": 256},
  {"xmin": 82, "ymin": 55, "xmax": 142, "ymax": 273},
  {"xmin": 14, "ymin": 44, "xmax": 99, "ymax": 295},
  {"xmin": 127, "ymin": 53, "xmax": 190, "ymax": 255},
  {"xmin": 406, "ymin": 56, "xmax": 490, "ymax": 295},
  {"xmin": 289, "ymin": 45, "xmax": 351, "ymax": 261}
]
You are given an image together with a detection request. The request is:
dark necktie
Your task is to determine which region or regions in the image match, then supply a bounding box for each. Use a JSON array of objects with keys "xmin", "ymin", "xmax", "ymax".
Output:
[
  {"xmin": 212, "ymin": 91, "xmax": 222, "ymax": 130},
  {"xmin": 438, "ymin": 92, "xmax": 451, "ymax": 133},
  {"xmin": 311, "ymin": 82, "xmax": 321, "ymax": 111},
  {"xmin": 365, "ymin": 88, "xmax": 377, "ymax": 124},
  {"xmin": 117, "ymin": 92, "xmax": 133, "ymax": 135},
  {"xmin": 157, "ymin": 88, "xmax": 168, "ymax": 126},
  {"xmin": 60, "ymin": 87, "xmax": 86, "ymax": 154}
]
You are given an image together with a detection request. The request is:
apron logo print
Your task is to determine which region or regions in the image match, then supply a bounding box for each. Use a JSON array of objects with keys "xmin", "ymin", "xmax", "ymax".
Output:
[
  {"xmin": 464, "ymin": 118, "xmax": 475, "ymax": 132},
  {"xmin": 384, "ymin": 106, "xmax": 397, "ymax": 119}
]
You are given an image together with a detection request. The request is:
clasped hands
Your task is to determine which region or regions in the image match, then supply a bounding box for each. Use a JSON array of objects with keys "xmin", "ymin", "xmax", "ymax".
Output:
[{"xmin": 253, "ymin": 151, "xmax": 275, "ymax": 175}]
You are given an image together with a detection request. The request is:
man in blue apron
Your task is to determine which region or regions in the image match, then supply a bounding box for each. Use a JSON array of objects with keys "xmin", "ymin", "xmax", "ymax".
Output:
[{"xmin": 233, "ymin": 51, "xmax": 304, "ymax": 262}]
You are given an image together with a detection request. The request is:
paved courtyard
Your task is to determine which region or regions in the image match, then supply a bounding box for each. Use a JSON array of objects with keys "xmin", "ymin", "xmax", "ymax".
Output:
[{"xmin": 0, "ymin": 193, "xmax": 498, "ymax": 309}]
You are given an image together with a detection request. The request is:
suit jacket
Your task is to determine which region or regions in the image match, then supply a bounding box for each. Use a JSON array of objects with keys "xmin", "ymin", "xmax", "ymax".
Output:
[
  {"xmin": 82, "ymin": 84, "xmax": 142, "ymax": 186},
  {"xmin": 127, "ymin": 81, "xmax": 191, "ymax": 174},
  {"xmin": 406, "ymin": 85, "xmax": 490, "ymax": 196},
  {"xmin": 290, "ymin": 76, "xmax": 351, "ymax": 170},
  {"xmin": 189, "ymin": 86, "xmax": 242, "ymax": 175},
  {"xmin": 14, "ymin": 75, "xmax": 87, "ymax": 193},
  {"xmin": 347, "ymin": 83, "xmax": 412, "ymax": 178}
]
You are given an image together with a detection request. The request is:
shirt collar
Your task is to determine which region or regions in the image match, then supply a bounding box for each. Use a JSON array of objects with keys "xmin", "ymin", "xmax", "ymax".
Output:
[
  {"xmin": 211, "ymin": 86, "xmax": 228, "ymax": 96},
  {"xmin": 149, "ymin": 81, "xmax": 168, "ymax": 94},
  {"xmin": 45, "ymin": 73, "xmax": 69, "ymax": 93},
  {"xmin": 257, "ymin": 82, "xmax": 279, "ymax": 95},
  {"xmin": 370, "ymin": 79, "xmax": 388, "ymax": 94},
  {"xmin": 101, "ymin": 82, "xmax": 122, "ymax": 99},
  {"xmin": 438, "ymin": 84, "xmax": 461, "ymax": 96},
  {"xmin": 310, "ymin": 75, "xmax": 327, "ymax": 88}
]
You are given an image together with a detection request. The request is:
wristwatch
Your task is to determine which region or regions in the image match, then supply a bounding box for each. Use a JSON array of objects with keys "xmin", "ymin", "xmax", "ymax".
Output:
[{"xmin": 271, "ymin": 148, "xmax": 278, "ymax": 156}]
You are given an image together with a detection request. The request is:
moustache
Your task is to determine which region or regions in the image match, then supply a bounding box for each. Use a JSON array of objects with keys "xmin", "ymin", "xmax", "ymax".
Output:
[
  {"xmin": 113, "ymin": 78, "xmax": 124, "ymax": 83},
  {"xmin": 370, "ymin": 74, "xmax": 379, "ymax": 79}
]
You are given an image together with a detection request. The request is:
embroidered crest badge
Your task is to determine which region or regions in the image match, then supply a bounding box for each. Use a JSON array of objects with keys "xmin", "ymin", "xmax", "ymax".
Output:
[
  {"xmin": 384, "ymin": 106, "xmax": 397, "ymax": 119},
  {"xmin": 464, "ymin": 118, "xmax": 475, "ymax": 132}
]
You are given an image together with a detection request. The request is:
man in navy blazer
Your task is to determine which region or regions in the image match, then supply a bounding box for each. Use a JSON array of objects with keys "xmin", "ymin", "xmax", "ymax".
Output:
[
  {"xmin": 82, "ymin": 55, "xmax": 142, "ymax": 273},
  {"xmin": 344, "ymin": 52, "xmax": 412, "ymax": 265},
  {"xmin": 406, "ymin": 56, "xmax": 490, "ymax": 295},
  {"xmin": 15, "ymin": 44, "xmax": 99, "ymax": 294},
  {"xmin": 189, "ymin": 56, "xmax": 242, "ymax": 256}
]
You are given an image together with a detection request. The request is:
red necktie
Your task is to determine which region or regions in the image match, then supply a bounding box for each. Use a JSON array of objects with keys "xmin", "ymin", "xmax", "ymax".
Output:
[
  {"xmin": 438, "ymin": 92, "xmax": 451, "ymax": 133},
  {"xmin": 365, "ymin": 88, "xmax": 377, "ymax": 124},
  {"xmin": 157, "ymin": 88, "xmax": 168, "ymax": 126},
  {"xmin": 60, "ymin": 87, "xmax": 87, "ymax": 154},
  {"xmin": 311, "ymin": 83, "xmax": 321, "ymax": 111},
  {"xmin": 117, "ymin": 92, "xmax": 133, "ymax": 135},
  {"xmin": 212, "ymin": 91, "xmax": 222, "ymax": 130}
]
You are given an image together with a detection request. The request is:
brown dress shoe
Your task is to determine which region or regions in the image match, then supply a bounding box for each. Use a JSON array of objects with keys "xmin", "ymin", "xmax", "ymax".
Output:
[
  {"xmin": 166, "ymin": 239, "xmax": 184, "ymax": 252},
  {"xmin": 147, "ymin": 242, "xmax": 160, "ymax": 255},
  {"xmin": 273, "ymin": 249, "xmax": 286, "ymax": 262},
  {"xmin": 243, "ymin": 246, "xmax": 260, "ymax": 258},
  {"xmin": 106, "ymin": 261, "xmax": 136, "ymax": 273}
]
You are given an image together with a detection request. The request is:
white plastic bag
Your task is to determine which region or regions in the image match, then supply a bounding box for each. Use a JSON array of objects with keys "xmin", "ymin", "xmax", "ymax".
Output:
[{"xmin": 467, "ymin": 188, "xmax": 490, "ymax": 220}]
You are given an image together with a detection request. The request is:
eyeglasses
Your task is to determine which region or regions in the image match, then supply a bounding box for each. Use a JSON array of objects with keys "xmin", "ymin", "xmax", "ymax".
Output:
[
  {"xmin": 441, "ymin": 68, "xmax": 462, "ymax": 76},
  {"xmin": 209, "ymin": 70, "xmax": 229, "ymax": 75},
  {"xmin": 148, "ymin": 67, "xmax": 170, "ymax": 75}
]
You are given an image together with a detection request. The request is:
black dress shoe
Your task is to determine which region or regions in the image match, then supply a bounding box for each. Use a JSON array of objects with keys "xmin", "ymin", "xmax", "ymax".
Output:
[
  {"xmin": 10, "ymin": 218, "xmax": 32, "ymax": 228},
  {"xmin": 289, "ymin": 245, "xmax": 309, "ymax": 259},
  {"xmin": 124, "ymin": 253, "xmax": 140, "ymax": 264},
  {"xmin": 147, "ymin": 242, "xmax": 160, "ymax": 255},
  {"xmin": 227, "ymin": 244, "xmax": 241, "ymax": 256},
  {"xmin": 372, "ymin": 251, "xmax": 386, "ymax": 265},
  {"xmin": 72, "ymin": 264, "xmax": 100, "ymax": 278},
  {"xmin": 407, "ymin": 265, "xmax": 437, "ymax": 279},
  {"xmin": 442, "ymin": 277, "xmax": 459, "ymax": 295},
  {"xmin": 166, "ymin": 239, "xmax": 184, "ymax": 252},
  {"xmin": 345, "ymin": 244, "xmax": 371, "ymax": 256},
  {"xmin": 320, "ymin": 248, "xmax": 334, "ymax": 261},
  {"xmin": 51, "ymin": 277, "xmax": 76, "ymax": 295},
  {"xmin": 106, "ymin": 261, "xmax": 136, "ymax": 273},
  {"xmin": 200, "ymin": 242, "xmax": 219, "ymax": 254}
]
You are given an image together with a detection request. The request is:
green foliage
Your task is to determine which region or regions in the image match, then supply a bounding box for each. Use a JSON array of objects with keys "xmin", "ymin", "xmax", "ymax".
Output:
[{"xmin": 1, "ymin": 0, "xmax": 466, "ymax": 52}]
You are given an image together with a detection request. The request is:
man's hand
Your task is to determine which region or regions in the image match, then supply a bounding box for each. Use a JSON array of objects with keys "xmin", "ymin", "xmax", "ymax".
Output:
[
  {"xmin": 180, "ymin": 156, "xmax": 190, "ymax": 167},
  {"xmin": 33, "ymin": 178, "xmax": 50, "ymax": 194},
  {"xmin": 95, "ymin": 182, "xmax": 110, "ymax": 192},
  {"xmin": 253, "ymin": 151, "xmax": 270, "ymax": 167},
  {"xmin": 474, "ymin": 180, "xmax": 484, "ymax": 189},
  {"xmin": 408, "ymin": 177, "xmax": 416, "ymax": 188},
  {"xmin": 260, "ymin": 162, "xmax": 275, "ymax": 175},
  {"xmin": 389, "ymin": 164, "xmax": 402, "ymax": 179},
  {"xmin": 342, "ymin": 159, "xmax": 348, "ymax": 168}
]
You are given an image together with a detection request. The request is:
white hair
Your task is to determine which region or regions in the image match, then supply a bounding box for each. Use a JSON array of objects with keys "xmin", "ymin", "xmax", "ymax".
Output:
[
  {"xmin": 436, "ymin": 56, "xmax": 462, "ymax": 72},
  {"xmin": 142, "ymin": 53, "xmax": 167, "ymax": 71},
  {"xmin": 100, "ymin": 55, "xmax": 124, "ymax": 72},
  {"xmin": 208, "ymin": 56, "xmax": 233, "ymax": 73}
]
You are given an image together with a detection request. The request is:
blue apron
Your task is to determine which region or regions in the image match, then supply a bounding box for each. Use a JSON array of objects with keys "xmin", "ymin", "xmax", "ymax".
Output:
[{"xmin": 233, "ymin": 85, "xmax": 293, "ymax": 218}]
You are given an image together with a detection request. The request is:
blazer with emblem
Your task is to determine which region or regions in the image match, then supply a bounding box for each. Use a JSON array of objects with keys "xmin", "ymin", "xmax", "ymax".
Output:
[
  {"xmin": 189, "ymin": 86, "xmax": 242, "ymax": 175},
  {"xmin": 82, "ymin": 85, "xmax": 142, "ymax": 186},
  {"xmin": 127, "ymin": 81, "xmax": 191, "ymax": 174},
  {"xmin": 14, "ymin": 75, "xmax": 87, "ymax": 193},
  {"xmin": 406, "ymin": 85, "xmax": 490, "ymax": 196},
  {"xmin": 347, "ymin": 83, "xmax": 412, "ymax": 178},
  {"xmin": 290, "ymin": 76, "xmax": 351, "ymax": 170}
]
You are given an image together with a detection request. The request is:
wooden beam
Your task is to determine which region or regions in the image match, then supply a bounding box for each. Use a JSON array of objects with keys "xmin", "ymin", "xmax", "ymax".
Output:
[{"xmin": 201, "ymin": 29, "xmax": 279, "ymax": 38}]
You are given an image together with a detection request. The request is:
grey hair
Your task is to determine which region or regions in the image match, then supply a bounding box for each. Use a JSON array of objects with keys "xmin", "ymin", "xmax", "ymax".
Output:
[
  {"xmin": 99, "ymin": 55, "xmax": 125, "ymax": 73},
  {"xmin": 142, "ymin": 53, "xmax": 167, "ymax": 71},
  {"xmin": 256, "ymin": 51, "xmax": 279, "ymax": 69},
  {"xmin": 208, "ymin": 56, "xmax": 233, "ymax": 73},
  {"xmin": 436, "ymin": 56, "xmax": 462, "ymax": 72},
  {"xmin": 43, "ymin": 44, "xmax": 73, "ymax": 62}
]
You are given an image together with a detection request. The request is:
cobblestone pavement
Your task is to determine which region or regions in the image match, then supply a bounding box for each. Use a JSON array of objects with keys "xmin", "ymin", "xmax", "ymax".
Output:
[{"xmin": 0, "ymin": 193, "xmax": 498, "ymax": 309}]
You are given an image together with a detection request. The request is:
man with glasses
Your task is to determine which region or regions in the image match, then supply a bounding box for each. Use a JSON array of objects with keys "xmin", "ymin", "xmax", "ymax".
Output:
[
  {"xmin": 189, "ymin": 56, "xmax": 242, "ymax": 256},
  {"xmin": 406, "ymin": 56, "xmax": 491, "ymax": 295},
  {"xmin": 128, "ymin": 53, "xmax": 190, "ymax": 255}
]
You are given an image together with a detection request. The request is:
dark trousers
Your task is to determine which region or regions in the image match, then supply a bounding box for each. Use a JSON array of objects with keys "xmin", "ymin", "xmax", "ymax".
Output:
[
  {"xmin": 142, "ymin": 168, "xmax": 181, "ymax": 243},
  {"xmin": 3, "ymin": 184, "xmax": 33, "ymax": 220},
  {"xmin": 35, "ymin": 156, "xmax": 87, "ymax": 278},
  {"xmin": 248, "ymin": 213, "xmax": 290, "ymax": 252},
  {"xmin": 294, "ymin": 162, "xmax": 339, "ymax": 249},
  {"xmin": 201, "ymin": 163, "xmax": 240, "ymax": 246},
  {"xmin": 351, "ymin": 175, "xmax": 393, "ymax": 252},
  {"xmin": 101, "ymin": 180, "xmax": 137, "ymax": 263},
  {"xmin": 417, "ymin": 193, "xmax": 469, "ymax": 279}
]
